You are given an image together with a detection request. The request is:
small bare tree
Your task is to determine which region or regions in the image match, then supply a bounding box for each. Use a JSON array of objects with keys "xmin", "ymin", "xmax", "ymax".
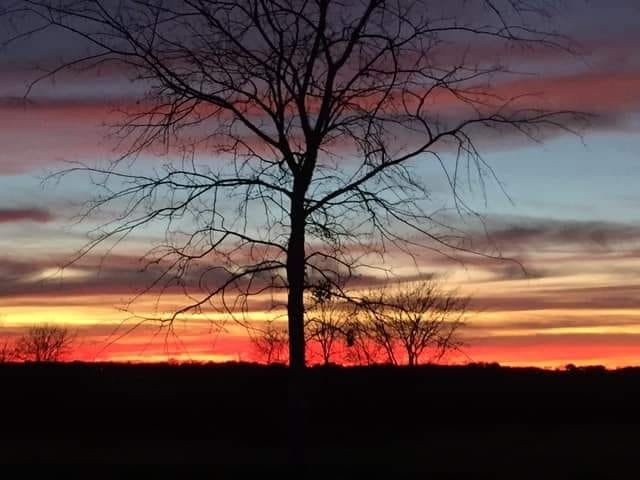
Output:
[
  {"xmin": 0, "ymin": 338, "xmax": 16, "ymax": 363},
  {"xmin": 306, "ymin": 304, "xmax": 347, "ymax": 366},
  {"xmin": 305, "ymin": 283, "xmax": 351, "ymax": 365},
  {"xmin": 250, "ymin": 321, "xmax": 288, "ymax": 364},
  {"xmin": 14, "ymin": 324, "xmax": 75, "ymax": 362},
  {"xmin": 343, "ymin": 319, "xmax": 386, "ymax": 366},
  {"xmin": 362, "ymin": 281, "xmax": 468, "ymax": 366}
]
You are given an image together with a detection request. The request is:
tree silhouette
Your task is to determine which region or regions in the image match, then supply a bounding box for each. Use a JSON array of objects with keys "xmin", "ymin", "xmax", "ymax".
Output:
[
  {"xmin": 14, "ymin": 324, "xmax": 74, "ymax": 362},
  {"xmin": 343, "ymin": 319, "xmax": 386, "ymax": 366},
  {"xmin": 0, "ymin": 338, "xmax": 16, "ymax": 363},
  {"xmin": 4, "ymin": 1, "xmax": 583, "ymax": 369},
  {"xmin": 250, "ymin": 320, "xmax": 288, "ymax": 364},
  {"xmin": 362, "ymin": 280, "xmax": 467, "ymax": 366},
  {"xmin": 305, "ymin": 284, "xmax": 351, "ymax": 365}
]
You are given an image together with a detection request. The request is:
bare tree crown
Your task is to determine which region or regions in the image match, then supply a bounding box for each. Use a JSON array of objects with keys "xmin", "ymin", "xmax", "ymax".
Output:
[
  {"xmin": 13, "ymin": 324, "xmax": 74, "ymax": 362},
  {"xmin": 250, "ymin": 320, "xmax": 288, "ymax": 364},
  {"xmin": 361, "ymin": 280, "xmax": 468, "ymax": 366}
]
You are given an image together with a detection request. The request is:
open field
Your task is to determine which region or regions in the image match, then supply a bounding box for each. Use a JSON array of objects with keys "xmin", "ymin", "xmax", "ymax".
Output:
[{"xmin": 1, "ymin": 362, "xmax": 638, "ymax": 475}]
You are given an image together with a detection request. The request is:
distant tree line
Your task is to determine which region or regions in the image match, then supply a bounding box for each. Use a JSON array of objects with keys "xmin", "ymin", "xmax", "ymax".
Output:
[
  {"xmin": 251, "ymin": 280, "xmax": 468, "ymax": 366},
  {"xmin": 1, "ymin": 280, "xmax": 466, "ymax": 366}
]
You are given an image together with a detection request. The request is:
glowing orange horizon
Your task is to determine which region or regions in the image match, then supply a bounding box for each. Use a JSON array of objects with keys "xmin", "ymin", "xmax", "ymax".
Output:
[{"xmin": 2, "ymin": 249, "xmax": 640, "ymax": 369}]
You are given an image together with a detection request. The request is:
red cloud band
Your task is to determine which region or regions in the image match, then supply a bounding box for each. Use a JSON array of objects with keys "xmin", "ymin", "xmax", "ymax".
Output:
[{"xmin": 0, "ymin": 208, "xmax": 52, "ymax": 223}]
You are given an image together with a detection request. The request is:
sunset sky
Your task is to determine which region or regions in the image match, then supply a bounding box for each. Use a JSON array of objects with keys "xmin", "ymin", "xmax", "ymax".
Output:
[{"xmin": 1, "ymin": 0, "xmax": 640, "ymax": 367}]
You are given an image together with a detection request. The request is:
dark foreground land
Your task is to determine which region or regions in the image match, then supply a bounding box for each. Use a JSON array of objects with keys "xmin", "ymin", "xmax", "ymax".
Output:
[{"xmin": 1, "ymin": 362, "xmax": 639, "ymax": 475}]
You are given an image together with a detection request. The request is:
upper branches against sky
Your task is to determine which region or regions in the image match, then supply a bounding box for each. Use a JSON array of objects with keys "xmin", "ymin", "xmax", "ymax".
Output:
[{"xmin": 2, "ymin": 0, "xmax": 585, "ymax": 368}]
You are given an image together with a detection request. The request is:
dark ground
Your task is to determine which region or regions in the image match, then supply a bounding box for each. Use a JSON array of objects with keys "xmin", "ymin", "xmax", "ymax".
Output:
[{"xmin": 0, "ymin": 362, "xmax": 639, "ymax": 475}]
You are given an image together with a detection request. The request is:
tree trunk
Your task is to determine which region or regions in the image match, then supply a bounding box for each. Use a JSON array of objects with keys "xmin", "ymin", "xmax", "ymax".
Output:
[
  {"xmin": 286, "ymin": 187, "xmax": 308, "ymax": 469},
  {"xmin": 286, "ymin": 189, "xmax": 306, "ymax": 369}
]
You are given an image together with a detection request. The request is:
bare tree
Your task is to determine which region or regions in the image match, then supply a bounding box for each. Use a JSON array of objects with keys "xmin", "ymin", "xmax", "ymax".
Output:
[
  {"xmin": 305, "ymin": 285, "xmax": 351, "ymax": 365},
  {"xmin": 0, "ymin": 338, "xmax": 16, "ymax": 363},
  {"xmin": 362, "ymin": 280, "xmax": 467, "ymax": 366},
  {"xmin": 14, "ymin": 324, "xmax": 75, "ymax": 362},
  {"xmin": 250, "ymin": 321, "xmax": 288, "ymax": 364},
  {"xmin": 3, "ymin": 1, "xmax": 583, "ymax": 368},
  {"xmin": 343, "ymin": 319, "xmax": 386, "ymax": 366}
]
